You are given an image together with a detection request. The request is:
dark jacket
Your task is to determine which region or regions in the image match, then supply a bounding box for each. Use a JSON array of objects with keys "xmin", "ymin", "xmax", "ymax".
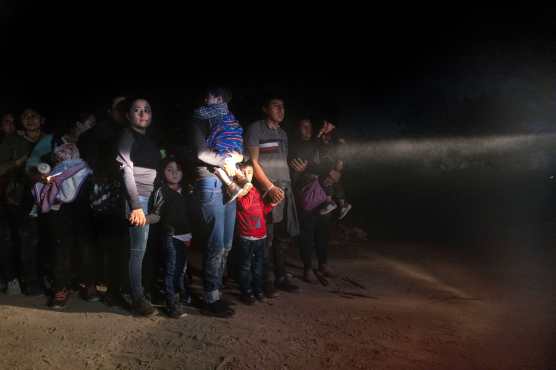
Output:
[{"xmin": 157, "ymin": 184, "xmax": 192, "ymax": 236}]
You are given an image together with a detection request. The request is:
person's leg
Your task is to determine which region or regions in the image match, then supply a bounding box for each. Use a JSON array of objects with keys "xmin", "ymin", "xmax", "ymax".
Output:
[
  {"xmin": 298, "ymin": 209, "xmax": 316, "ymax": 269},
  {"xmin": 18, "ymin": 212, "xmax": 41, "ymax": 293},
  {"xmin": 252, "ymin": 239, "xmax": 265, "ymax": 297},
  {"xmin": 164, "ymin": 235, "xmax": 178, "ymax": 303},
  {"xmin": 0, "ymin": 205, "xmax": 17, "ymax": 283},
  {"xmin": 237, "ymin": 238, "xmax": 253, "ymax": 296},
  {"xmin": 272, "ymin": 219, "xmax": 289, "ymax": 283},
  {"xmin": 298, "ymin": 209, "xmax": 318, "ymax": 283},
  {"xmin": 128, "ymin": 196, "xmax": 150, "ymax": 301},
  {"xmin": 315, "ymin": 214, "xmax": 330, "ymax": 267},
  {"xmin": 263, "ymin": 222, "xmax": 278, "ymax": 297},
  {"xmin": 196, "ymin": 176, "xmax": 226, "ymax": 304},
  {"xmin": 47, "ymin": 210, "xmax": 73, "ymax": 293},
  {"xmin": 220, "ymin": 199, "xmax": 236, "ymax": 287},
  {"xmin": 103, "ymin": 214, "xmax": 128, "ymax": 304},
  {"xmin": 71, "ymin": 197, "xmax": 98, "ymax": 299},
  {"xmin": 173, "ymin": 238, "xmax": 186, "ymax": 298}
]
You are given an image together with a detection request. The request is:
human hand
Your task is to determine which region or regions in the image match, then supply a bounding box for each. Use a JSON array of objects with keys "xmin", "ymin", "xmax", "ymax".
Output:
[
  {"xmin": 129, "ymin": 208, "xmax": 147, "ymax": 227},
  {"xmin": 222, "ymin": 162, "xmax": 236, "ymax": 177},
  {"xmin": 15, "ymin": 155, "xmax": 28, "ymax": 167},
  {"xmin": 267, "ymin": 185, "xmax": 285, "ymax": 204},
  {"xmin": 289, "ymin": 158, "xmax": 308, "ymax": 173},
  {"xmin": 335, "ymin": 160, "xmax": 344, "ymax": 172}
]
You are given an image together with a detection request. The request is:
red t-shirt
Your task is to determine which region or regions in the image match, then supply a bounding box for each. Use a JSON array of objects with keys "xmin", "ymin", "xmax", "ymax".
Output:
[{"xmin": 236, "ymin": 187, "xmax": 273, "ymax": 239}]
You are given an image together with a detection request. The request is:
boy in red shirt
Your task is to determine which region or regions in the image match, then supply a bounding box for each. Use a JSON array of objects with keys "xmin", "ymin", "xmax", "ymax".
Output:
[{"xmin": 236, "ymin": 161, "xmax": 277, "ymax": 304}]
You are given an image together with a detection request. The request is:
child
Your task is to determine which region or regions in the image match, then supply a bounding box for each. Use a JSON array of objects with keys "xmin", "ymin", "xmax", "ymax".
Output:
[
  {"xmin": 317, "ymin": 120, "xmax": 352, "ymax": 219},
  {"xmin": 235, "ymin": 161, "xmax": 276, "ymax": 304},
  {"xmin": 156, "ymin": 157, "xmax": 193, "ymax": 318},
  {"xmin": 193, "ymin": 88, "xmax": 252, "ymax": 203},
  {"xmin": 31, "ymin": 143, "xmax": 97, "ymax": 308}
]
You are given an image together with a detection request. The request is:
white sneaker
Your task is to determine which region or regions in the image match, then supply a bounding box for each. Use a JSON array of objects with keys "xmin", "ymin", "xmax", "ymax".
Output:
[
  {"xmin": 6, "ymin": 278, "xmax": 22, "ymax": 295},
  {"xmin": 338, "ymin": 203, "xmax": 352, "ymax": 220},
  {"xmin": 320, "ymin": 202, "xmax": 338, "ymax": 215}
]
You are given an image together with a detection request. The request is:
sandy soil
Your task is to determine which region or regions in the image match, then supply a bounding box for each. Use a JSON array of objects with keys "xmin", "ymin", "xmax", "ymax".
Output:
[{"xmin": 0, "ymin": 229, "xmax": 555, "ymax": 370}]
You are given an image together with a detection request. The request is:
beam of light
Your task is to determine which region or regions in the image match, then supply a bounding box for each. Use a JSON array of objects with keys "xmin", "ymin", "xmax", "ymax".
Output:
[
  {"xmin": 373, "ymin": 255, "xmax": 473, "ymax": 299},
  {"xmin": 334, "ymin": 133, "xmax": 556, "ymax": 169}
]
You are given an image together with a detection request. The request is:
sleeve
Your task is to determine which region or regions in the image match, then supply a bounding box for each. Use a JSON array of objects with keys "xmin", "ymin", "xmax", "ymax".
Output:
[
  {"xmin": 26, "ymin": 135, "xmax": 53, "ymax": 172},
  {"xmin": 237, "ymin": 190, "xmax": 254, "ymax": 211},
  {"xmin": 116, "ymin": 129, "xmax": 141, "ymax": 210},
  {"xmin": 263, "ymin": 203, "xmax": 274, "ymax": 216},
  {"xmin": 191, "ymin": 119, "xmax": 227, "ymax": 167}
]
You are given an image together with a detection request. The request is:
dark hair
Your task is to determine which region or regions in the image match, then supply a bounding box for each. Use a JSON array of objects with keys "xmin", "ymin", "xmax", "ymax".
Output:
[
  {"xmin": 161, "ymin": 155, "xmax": 183, "ymax": 172},
  {"xmin": 261, "ymin": 94, "xmax": 284, "ymax": 108},
  {"xmin": 205, "ymin": 87, "xmax": 232, "ymax": 103},
  {"xmin": 238, "ymin": 159, "xmax": 254, "ymax": 170},
  {"xmin": 154, "ymin": 155, "xmax": 184, "ymax": 188},
  {"xmin": 125, "ymin": 97, "xmax": 150, "ymax": 112}
]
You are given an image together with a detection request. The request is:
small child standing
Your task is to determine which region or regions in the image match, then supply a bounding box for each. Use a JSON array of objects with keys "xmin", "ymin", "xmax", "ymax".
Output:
[
  {"xmin": 235, "ymin": 161, "xmax": 276, "ymax": 305},
  {"xmin": 193, "ymin": 88, "xmax": 252, "ymax": 203},
  {"xmin": 157, "ymin": 157, "xmax": 193, "ymax": 319}
]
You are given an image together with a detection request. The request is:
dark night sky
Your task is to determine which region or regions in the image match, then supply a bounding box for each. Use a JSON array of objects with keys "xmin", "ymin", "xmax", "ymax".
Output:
[{"xmin": 1, "ymin": 4, "xmax": 555, "ymax": 136}]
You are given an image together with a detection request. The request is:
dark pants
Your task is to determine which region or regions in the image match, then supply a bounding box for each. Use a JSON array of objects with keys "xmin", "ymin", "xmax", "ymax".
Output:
[
  {"xmin": 265, "ymin": 220, "xmax": 290, "ymax": 284},
  {"xmin": 0, "ymin": 204, "xmax": 40, "ymax": 285},
  {"xmin": 237, "ymin": 237, "xmax": 265, "ymax": 295},
  {"xmin": 47, "ymin": 198, "xmax": 96, "ymax": 291},
  {"xmin": 93, "ymin": 212, "xmax": 128, "ymax": 293},
  {"xmin": 298, "ymin": 210, "xmax": 330, "ymax": 269},
  {"xmin": 164, "ymin": 236, "xmax": 190, "ymax": 303}
]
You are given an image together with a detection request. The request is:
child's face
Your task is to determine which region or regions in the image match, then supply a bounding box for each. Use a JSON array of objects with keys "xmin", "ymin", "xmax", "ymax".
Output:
[
  {"xmin": 164, "ymin": 161, "xmax": 183, "ymax": 186},
  {"xmin": 243, "ymin": 165, "xmax": 254, "ymax": 183}
]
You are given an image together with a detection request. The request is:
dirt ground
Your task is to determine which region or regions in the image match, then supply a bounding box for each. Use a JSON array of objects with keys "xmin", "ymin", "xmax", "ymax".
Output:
[{"xmin": 0, "ymin": 226, "xmax": 555, "ymax": 370}]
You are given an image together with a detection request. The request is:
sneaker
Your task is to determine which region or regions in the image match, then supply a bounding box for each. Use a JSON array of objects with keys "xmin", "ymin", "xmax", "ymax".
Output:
[
  {"xmin": 319, "ymin": 264, "xmax": 337, "ymax": 278},
  {"xmin": 303, "ymin": 268, "xmax": 317, "ymax": 284},
  {"xmin": 263, "ymin": 282, "xmax": 280, "ymax": 298},
  {"xmin": 166, "ymin": 302, "xmax": 187, "ymax": 319},
  {"xmin": 275, "ymin": 279, "xmax": 300, "ymax": 293},
  {"xmin": 201, "ymin": 300, "xmax": 235, "ymax": 318},
  {"xmin": 225, "ymin": 183, "xmax": 243, "ymax": 204},
  {"xmin": 6, "ymin": 278, "xmax": 22, "ymax": 295},
  {"xmin": 320, "ymin": 202, "xmax": 338, "ymax": 216},
  {"xmin": 131, "ymin": 297, "xmax": 156, "ymax": 317},
  {"xmin": 81, "ymin": 284, "xmax": 100, "ymax": 302},
  {"xmin": 254, "ymin": 292, "xmax": 266, "ymax": 303},
  {"xmin": 49, "ymin": 289, "xmax": 70, "ymax": 309},
  {"xmin": 240, "ymin": 294, "xmax": 256, "ymax": 305},
  {"xmin": 338, "ymin": 203, "xmax": 352, "ymax": 220}
]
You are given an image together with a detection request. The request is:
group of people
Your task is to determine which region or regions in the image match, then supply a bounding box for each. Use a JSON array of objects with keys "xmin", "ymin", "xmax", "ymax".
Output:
[{"xmin": 0, "ymin": 88, "xmax": 352, "ymax": 319}]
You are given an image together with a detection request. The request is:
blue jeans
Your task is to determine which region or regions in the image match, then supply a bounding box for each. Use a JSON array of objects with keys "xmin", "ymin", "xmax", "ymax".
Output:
[
  {"xmin": 238, "ymin": 237, "xmax": 265, "ymax": 296},
  {"xmin": 164, "ymin": 236, "xmax": 190, "ymax": 303},
  {"xmin": 127, "ymin": 195, "xmax": 150, "ymax": 300},
  {"xmin": 196, "ymin": 176, "xmax": 236, "ymax": 304}
]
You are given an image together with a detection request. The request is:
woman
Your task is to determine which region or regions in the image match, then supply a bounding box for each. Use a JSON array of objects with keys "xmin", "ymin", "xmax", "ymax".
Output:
[{"xmin": 116, "ymin": 98, "xmax": 161, "ymax": 316}]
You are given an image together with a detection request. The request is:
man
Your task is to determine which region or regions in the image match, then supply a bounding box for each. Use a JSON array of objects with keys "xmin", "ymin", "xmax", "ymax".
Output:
[
  {"xmin": 245, "ymin": 96, "xmax": 300, "ymax": 296},
  {"xmin": 78, "ymin": 96, "xmax": 129, "ymax": 306},
  {"xmin": 190, "ymin": 87, "xmax": 242, "ymax": 318},
  {"xmin": 0, "ymin": 113, "xmax": 16, "ymax": 138},
  {"xmin": 0, "ymin": 108, "xmax": 46, "ymax": 295}
]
